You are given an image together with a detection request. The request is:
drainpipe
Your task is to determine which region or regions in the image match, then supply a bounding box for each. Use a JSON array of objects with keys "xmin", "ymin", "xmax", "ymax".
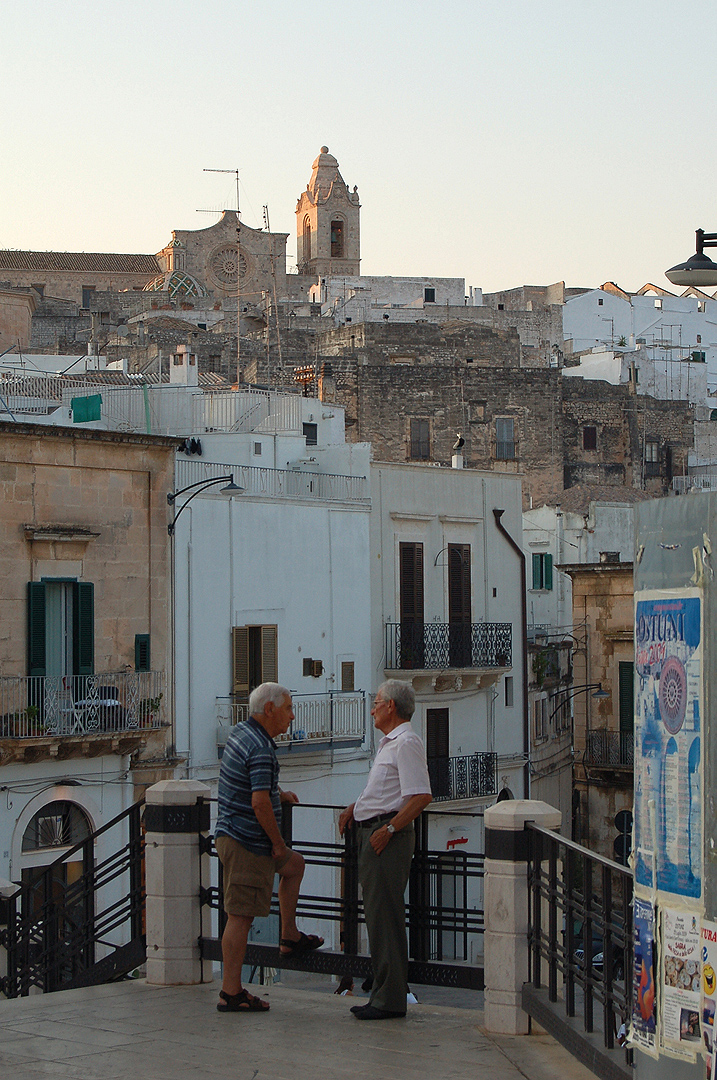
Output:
[{"xmin": 493, "ymin": 509, "xmax": 530, "ymax": 798}]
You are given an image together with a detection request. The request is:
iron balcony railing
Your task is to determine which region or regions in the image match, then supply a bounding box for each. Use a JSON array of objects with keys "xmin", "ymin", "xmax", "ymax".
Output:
[
  {"xmin": 525, "ymin": 823, "xmax": 633, "ymax": 1064},
  {"xmin": 175, "ymin": 458, "xmax": 369, "ymax": 504},
  {"xmin": 216, "ymin": 691, "xmax": 367, "ymax": 748},
  {"xmin": 584, "ymin": 730, "xmax": 634, "ymax": 768},
  {"xmin": 428, "ymin": 753, "xmax": 497, "ymax": 802},
  {"xmin": 385, "ymin": 621, "xmax": 512, "ymax": 670},
  {"xmin": 200, "ymin": 801, "xmax": 486, "ymax": 986},
  {"xmin": 0, "ymin": 672, "xmax": 164, "ymax": 738}
]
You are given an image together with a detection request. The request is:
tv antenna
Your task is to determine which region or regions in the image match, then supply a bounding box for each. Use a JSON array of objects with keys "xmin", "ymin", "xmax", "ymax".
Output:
[{"xmin": 198, "ymin": 168, "xmax": 240, "ymax": 215}]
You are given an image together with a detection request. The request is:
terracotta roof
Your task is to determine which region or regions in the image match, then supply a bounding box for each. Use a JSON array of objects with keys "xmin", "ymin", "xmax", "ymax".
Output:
[
  {"xmin": 0, "ymin": 251, "xmax": 160, "ymax": 274},
  {"xmin": 534, "ymin": 484, "xmax": 653, "ymax": 515}
]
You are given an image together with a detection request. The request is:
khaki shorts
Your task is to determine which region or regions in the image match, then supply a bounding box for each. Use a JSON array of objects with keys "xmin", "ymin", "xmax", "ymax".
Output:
[{"xmin": 215, "ymin": 835, "xmax": 292, "ymax": 919}]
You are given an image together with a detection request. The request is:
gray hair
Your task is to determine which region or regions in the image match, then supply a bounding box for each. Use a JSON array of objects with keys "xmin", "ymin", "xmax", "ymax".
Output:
[
  {"xmin": 249, "ymin": 682, "xmax": 292, "ymax": 718},
  {"xmin": 378, "ymin": 679, "xmax": 415, "ymax": 721}
]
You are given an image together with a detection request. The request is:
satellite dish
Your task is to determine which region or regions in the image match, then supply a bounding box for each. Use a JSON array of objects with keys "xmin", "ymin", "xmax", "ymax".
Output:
[{"xmin": 116, "ymin": 325, "xmax": 130, "ymax": 339}]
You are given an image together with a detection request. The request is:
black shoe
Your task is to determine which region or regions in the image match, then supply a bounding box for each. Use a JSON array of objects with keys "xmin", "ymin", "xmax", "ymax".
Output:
[{"xmin": 352, "ymin": 1004, "xmax": 406, "ymax": 1020}]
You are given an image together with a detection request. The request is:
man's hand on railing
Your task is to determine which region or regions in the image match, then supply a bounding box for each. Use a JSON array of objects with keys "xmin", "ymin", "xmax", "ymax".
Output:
[{"xmin": 338, "ymin": 803, "xmax": 355, "ymax": 836}]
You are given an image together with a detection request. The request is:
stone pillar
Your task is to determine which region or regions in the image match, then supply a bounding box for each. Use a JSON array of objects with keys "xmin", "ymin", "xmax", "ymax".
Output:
[
  {"xmin": 483, "ymin": 799, "xmax": 561, "ymax": 1035},
  {"xmin": 144, "ymin": 779, "xmax": 212, "ymax": 986}
]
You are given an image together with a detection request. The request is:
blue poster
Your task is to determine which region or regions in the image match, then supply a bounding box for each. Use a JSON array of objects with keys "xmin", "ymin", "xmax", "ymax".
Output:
[
  {"xmin": 634, "ymin": 592, "xmax": 702, "ymax": 900},
  {"xmin": 632, "ymin": 897, "xmax": 657, "ymax": 1053}
]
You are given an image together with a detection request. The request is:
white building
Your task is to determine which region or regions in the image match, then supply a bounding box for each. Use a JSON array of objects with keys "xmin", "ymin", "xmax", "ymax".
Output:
[
  {"xmin": 311, "ymin": 274, "xmax": 467, "ymax": 326},
  {"xmin": 562, "ymin": 345, "xmax": 707, "ymax": 407}
]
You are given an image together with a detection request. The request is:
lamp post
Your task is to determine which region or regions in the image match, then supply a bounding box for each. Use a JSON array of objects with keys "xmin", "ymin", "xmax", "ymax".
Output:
[
  {"xmin": 665, "ymin": 229, "xmax": 717, "ymax": 287},
  {"xmin": 548, "ymin": 681, "xmax": 610, "ymax": 724},
  {"xmin": 167, "ymin": 475, "xmax": 243, "ymax": 535}
]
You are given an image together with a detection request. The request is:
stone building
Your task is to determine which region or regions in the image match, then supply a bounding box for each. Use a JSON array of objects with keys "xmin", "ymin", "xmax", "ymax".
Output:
[
  {"xmin": 0, "ymin": 286, "xmax": 37, "ymax": 351},
  {"xmin": 295, "ymin": 146, "xmax": 360, "ymax": 278},
  {"xmin": 0, "ymin": 252, "xmax": 160, "ymax": 306}
]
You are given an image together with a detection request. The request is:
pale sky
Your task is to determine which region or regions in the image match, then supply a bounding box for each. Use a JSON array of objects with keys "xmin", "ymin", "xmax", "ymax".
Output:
[{"xmin": 2, "ymin": 0, "xmax": 715, "ymax": 294}]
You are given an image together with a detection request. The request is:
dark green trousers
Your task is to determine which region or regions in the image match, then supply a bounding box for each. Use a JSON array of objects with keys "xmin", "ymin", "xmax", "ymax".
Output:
[{"xmin": 358, "ymin": 823, "xmax": 415, "ymax": 1013}]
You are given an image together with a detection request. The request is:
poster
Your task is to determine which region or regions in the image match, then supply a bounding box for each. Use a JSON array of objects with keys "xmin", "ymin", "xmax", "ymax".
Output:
[
  {"xmin": 702, "ymin": 921, "xmax": 717, "ymax": 1076},
  {"xmin": 634, "ymin": 591, "xmax": 702, "ymax": 900},
  {"xmin": 632, "ymin": 897, "xmax": 657, "ymax": 1054},
  {"xmin": 662, "ymin": 907, "xmax": 701, "ymax": 1058}
]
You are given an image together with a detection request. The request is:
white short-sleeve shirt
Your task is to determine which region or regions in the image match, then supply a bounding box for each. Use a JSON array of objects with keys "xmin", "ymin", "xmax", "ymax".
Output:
[{"xmin": 354, "ymin": 722, "xmax": 432, "ymax": 821}]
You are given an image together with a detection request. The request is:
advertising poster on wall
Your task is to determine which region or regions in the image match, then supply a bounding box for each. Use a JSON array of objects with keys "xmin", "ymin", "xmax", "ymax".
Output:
[
  {"xmin": 634, "ymin": 590, "xmax": 702, "ymax": 900},
  {"xmin": 632, "ymin": 897, "xmax": 657, "ymax": 1054},
  {"xmin": 662, "ymin": 907, "xmax": 701, "ymax": 1059},
  {"xmin": 701, "ymin": 921, "xmax": 717, "ymax": 1077}
]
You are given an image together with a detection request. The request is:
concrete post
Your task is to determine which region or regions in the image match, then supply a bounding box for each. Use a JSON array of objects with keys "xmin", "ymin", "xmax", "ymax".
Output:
[
  {"xmin": 144, "ymin": 779, "xmax": 212, "ymax": 986},
  {"xmin": 483, "ymin": 799, "xmax": 561, "ymax": 1035}
]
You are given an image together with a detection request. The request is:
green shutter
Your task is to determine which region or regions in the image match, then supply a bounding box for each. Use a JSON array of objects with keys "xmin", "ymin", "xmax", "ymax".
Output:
[
  {"xmin": 73, "ymin": 582, "xmax": 94, "ymax": 676},
  {"xmin": 618, "ymin": 661, "xmax": 634, "ymax": 735},
  {"xmin": 544, "ymin": 554, "xmax": 553, "ymax": 591},
  {"xmin": 135, "ymin": 634, "xmax": 151, "ymax": 672},
  {"xmin": 27, "ymin": 582, "xmax": 47, "ymax": 676},
  {"xmin": 532, "ymin": 553, "xmax": 541, "ymax": 590}
]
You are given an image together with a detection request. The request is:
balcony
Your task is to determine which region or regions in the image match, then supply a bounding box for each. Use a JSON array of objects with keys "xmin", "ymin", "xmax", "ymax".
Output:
[
  {"xmin": 216, "ymin": 691, "xmax": 367, "ymax": 753},
  {"xmin": 0, "ymin": 672, "xmax": 164, "ymax": 746},
  {"xmin": 385, "ymin": 622, "xmax": 512, "ymax": 672},
  {"xmin": 428, "ymin": 753, "xmax": 497, "ymax": 802},
  {"xmin": 176, "ymin": 459, "xmax": 368, "ymax": 504},
  {"xmin": 584, "ymin": 730, "xmax": 634, "ymax": 769}
]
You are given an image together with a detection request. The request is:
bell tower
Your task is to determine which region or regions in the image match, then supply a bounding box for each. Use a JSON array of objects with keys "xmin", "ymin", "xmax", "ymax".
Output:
[{"xmin": 296, "ymin": 146, "xmax": 360, "ymax": 277}]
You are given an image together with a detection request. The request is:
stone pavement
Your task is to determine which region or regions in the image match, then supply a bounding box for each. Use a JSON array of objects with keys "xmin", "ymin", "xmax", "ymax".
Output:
[{"xmin": 0, "ymin": 979, "xmax": 597, "ymax": 1080}]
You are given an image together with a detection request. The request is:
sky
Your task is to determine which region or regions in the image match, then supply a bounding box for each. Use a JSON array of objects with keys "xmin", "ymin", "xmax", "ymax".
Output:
[{"xmin": 1, "ymin": 0, "xmax": 716, "ymax": 294}]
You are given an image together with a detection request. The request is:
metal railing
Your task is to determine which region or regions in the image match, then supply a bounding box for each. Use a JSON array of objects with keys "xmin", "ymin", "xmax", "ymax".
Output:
[
  {"xmin": 1, "ymin": 800, "xmax": 145, "ymax": 997},
  {"xmin": 526, "ymin": 823, "xmax": 633, "ymax": 1062},
  {"xmin": 673, "ymin": 474, "xmax": 717, "ymax": 494},
  {"xmin": 176, "ymin": 458, "xmax": 369, "ymax": 504},
  {"xmin": 385, "ymin": 621, "xmax": 512, "ymax": 670},
  {"xmin": 0, "ymin": 672, "xmax": 164, "ymax": 738},
  {"xmin": 216, "ymin": 691, "xmax": 367, "ymax": 747},
  {"xmin": 428, "ymin": 753, "xmax": 497, "ymax": 802},
  {"xmin": 200, "ymin": 802, "xmax": 486, "ymax": 986},
  {"xmin": 584, "ymin": 730, "xmax": 634, "ymax": 768}
]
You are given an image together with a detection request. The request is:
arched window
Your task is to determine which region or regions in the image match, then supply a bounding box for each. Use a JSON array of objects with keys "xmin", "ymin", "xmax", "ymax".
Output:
[
  {"xmin": 331, "ymin": 220, "xmax": 344, "ymax": 259},
  {"xmin": 22, "ymin": 800, "xmax": 91, "ymax": 852},
  {"xmin": 303, "ymin": 216, "xmax": 312, "ymax": 263}
]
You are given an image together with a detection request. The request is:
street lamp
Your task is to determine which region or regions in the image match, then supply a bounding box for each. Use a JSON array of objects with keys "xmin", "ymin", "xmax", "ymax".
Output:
[
  {"xmin": 549, "ymin": 682, "xmax": 610, "ymax": 724},
  {"xmin": 665, "ymin": 229, "xmax": 717, "ymax": 287},
  {"xmin": 167, "ymin": 474, "xmax": 243, "ymax": 535}
]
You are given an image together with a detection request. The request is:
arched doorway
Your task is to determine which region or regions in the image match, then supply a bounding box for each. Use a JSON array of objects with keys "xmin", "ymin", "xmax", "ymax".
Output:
[{"xmin": 21, "ymin": 800, "xmax": 91, "ymax": 909}]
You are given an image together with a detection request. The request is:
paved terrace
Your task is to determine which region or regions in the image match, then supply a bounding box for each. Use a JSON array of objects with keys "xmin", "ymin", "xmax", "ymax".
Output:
[{"xmin": 0, "ymin": 979, "xmax": 596, "ymax": 1080}]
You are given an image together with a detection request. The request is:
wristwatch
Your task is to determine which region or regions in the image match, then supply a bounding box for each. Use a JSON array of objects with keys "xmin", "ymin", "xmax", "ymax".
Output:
[{"xmin": 386, "ymin": 823, "xmax": 396, "ymax": 835}]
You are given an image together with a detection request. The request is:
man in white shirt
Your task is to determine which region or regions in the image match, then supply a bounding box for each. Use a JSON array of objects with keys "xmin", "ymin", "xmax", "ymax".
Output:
[{"xmin": 339, "ymin": 680, "xmax": 432, "ymax": 1020}]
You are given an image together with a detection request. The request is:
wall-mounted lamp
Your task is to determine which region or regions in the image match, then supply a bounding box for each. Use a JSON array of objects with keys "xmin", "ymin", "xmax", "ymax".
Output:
[
  {"xmin": 549, "ymin": 682, "xmax": 609, "ymax": 723},
  {"xmin": 167, "ymin": 474, "xmax": 243, "ymax": 535}
]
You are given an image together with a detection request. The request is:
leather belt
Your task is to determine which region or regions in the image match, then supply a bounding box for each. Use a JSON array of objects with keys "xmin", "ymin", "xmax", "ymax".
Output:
[{"xmin": 356, "ymin": 813, "xmax": 397, "ymax": 828}]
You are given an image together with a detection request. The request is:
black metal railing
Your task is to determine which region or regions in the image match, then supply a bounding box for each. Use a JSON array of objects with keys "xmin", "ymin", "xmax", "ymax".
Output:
[
  {"xmin": 385, "ymin": 621, "xmax": 512, "ymax": 670},
  {"xmin": 428, "ymin": 753, "xmax": 497, "ymax": 801},
  {"xmin": 584, "ymin": 730, "xmax": 634, "ymax": 768},
  {"xmin": 199, "ymin": 802, "xmax": 486, "ymax": 988},
  {"xmin": 525, "ymin": 823, "xmax": 633, "ymax": 1064},
  {"xmin": 1, "ymin": 800, "xmax": 145, "ymax": 997}
]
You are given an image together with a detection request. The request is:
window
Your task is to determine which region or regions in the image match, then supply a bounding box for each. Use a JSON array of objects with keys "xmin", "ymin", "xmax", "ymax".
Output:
[
  {"xmin": 448, "ymin": 544, "xmax": 471, "ymax": 667},
  {"xmin": 303, "ymin": 422, "xmax": 318, "ymax": 446},
  {"xmin": 556, "ymin": 698, "xmax": 571, "ymax": 733},
  {"xmin": 692, "ymin": 351, "xmax": 706, "ymax": 363},
  {"xmin": 645, "ymin": 440, "xmax": 660, "ymax": 477},
  {"xmin": 495, "ymin": 417, "xmax": 515, "ymax": 460},
  {"xmin": 22, "ymin": 801, "xmax": 90, "ymax": 852},
  {"xmin": 330, "ymin": 220, "xmax": 344, "ymax": 259},
  {"xmin": 619, "ymin": 661, "xmax": 634, "ymax": 748},
  {"xmin": 533, "ymin": 697, "xmax": 548, "ymax": 740},
  {"xmin": 134, "ymin": 634, "xmax": 150, "ymax": 672},
  {"xmin": 410, "ymin": 419, "xmax": 430, "ymax": 460},
  {"xmin": 399, "ymin": 542, "xmax": 424, "ymax": 667},
  {"xmin": 341, "ymin": 661, "xmax": 355, "ymax": 692},
  {"xmin": 654, "ymin": 298, "xmax": 662, "ymax": 309},
  {"xmin": 81, "ymin": 286, "xmax": 96, "ymax": 309},
  {"xmin": 254, "ymin": 442, "xmax": 262, "ymax": 456},
  {"xmin": 303, "ymin": 215, "xmax": 312, "ymax": 263},
  {"xmin": 27, "ymin": 581, "xmax": 94, "ymax": 678},
  {"xmin": 583, "ymin": 425, "xmax": 597, "ymax": 451},
  {"xmin": 426, "ymin": 708, "xmax": 450, "ymax": 798},
  {"xmin": 504, "ymin": 676, "xmax": 514, "ymax": 707},
  {"xmin": 531, "ymin": 553, "xmax": 553, "ymax": 591},
  {"xmin": 598, "ymin": 298, "xmax": 604, "ymax": 306},
  {"xmin": 424, "ymin": 287, "xmax": 436, "ymax": 303},
  {"xmin": 231, "ymin": 625, "xmax": 278, "ymax": 696}
]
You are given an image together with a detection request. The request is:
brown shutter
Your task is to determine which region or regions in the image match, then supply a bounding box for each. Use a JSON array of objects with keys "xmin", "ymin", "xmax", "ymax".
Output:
[
  {"xmin": 448, "ymin": 544, "xmax": 471, "ymax": 623},
  {"xmin": 260, "ymin": 625, "xmax": 278, "ymax": 683},
  {"xmin": 426, "ymin": 708, "xmax": 449, "ymax": 760},
  {"xmin": 232, "ymin": 627, "xmax": 249, "ymax": 694},
  {"xmin": 400, "ymin": 542, "xmax": 424, "ymax": 622}
]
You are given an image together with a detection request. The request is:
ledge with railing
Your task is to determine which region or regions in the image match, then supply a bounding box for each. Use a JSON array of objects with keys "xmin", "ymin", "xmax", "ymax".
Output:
[
  {"xmin": 385, "ymin": 621, "xmax": 512, "ymax": 671},
  {"xmin": 428, "ymin": 753, "xmax": 497, "ymax": 802},
  {"xmin": 0, "ymin": 672, "xmax": 164, "ymax": 739},
  {"xmin": 584, "ymin": 730, "xmax": 634, "ymax": 769},
  {"xmin": 176, "ymin": 458, "xmax": 369, "ymax": 505},
  {"xmin": 216, "ymin": 691, "xmax": 367, "ymax": 751}
]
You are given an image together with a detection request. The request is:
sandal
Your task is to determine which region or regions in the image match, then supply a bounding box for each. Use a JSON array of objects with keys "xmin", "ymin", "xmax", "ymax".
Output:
[
  {"xmin": 217, "ymin": 988, "xmax": 270, "ymax": 1012},
  {"xmin": 279, "ymin": 931, "xmax": 324, "ymax": 957}
]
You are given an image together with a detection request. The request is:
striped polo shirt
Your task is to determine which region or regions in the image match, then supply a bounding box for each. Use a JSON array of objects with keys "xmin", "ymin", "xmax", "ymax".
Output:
[{"xmin": 215, "ymin": 717, "xmax": 281, "ymax": 855}]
